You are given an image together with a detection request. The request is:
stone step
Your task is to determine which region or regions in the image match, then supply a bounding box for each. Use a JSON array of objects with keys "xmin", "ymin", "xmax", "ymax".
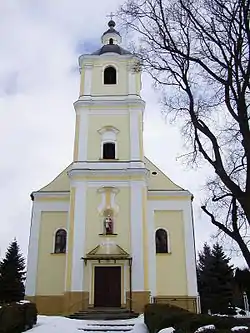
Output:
[
  {"xmin": 87, "ymin": 324, "xmax": 134, "ymax": 327},
  {"xmin": 68, "ymin": 308, "xmax": 138, "ymax": 320},
  {"xmin": 78, "ymin": 327, "xmax": 132, "ymax": 333},
  {"xmin": 69, "ymin": 313, "xmax": 138, "ymax": 320}
]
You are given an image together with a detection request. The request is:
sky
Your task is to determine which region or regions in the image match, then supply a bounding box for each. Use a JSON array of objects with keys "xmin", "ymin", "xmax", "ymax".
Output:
[{"xmin": 0, "ymin": 1, "xmax": 246, "ymax": 268}]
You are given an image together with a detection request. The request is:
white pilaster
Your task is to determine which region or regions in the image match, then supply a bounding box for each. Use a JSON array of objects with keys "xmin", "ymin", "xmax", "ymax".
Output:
[
  {"xmin": 83, "ymin": 65, "xmax": 93, "ymax": 96},
  {"xmin": 130, "ymin": 181, "xmax": 145, "ymax": 290},
  {"xmin": 77, "ymin": 111, "xmax": 89, "ymax": 161},
  {"xmin": 130, "ymin": 109, "xmax": 141, "ymax": 160},
  {"xmin": 183, "ymin": 201, "xmax": 198, "ymax": 296},
  {"xmin": 71, "ymin": 181, "xmax": 87, "ymax": 291},
  {"xmin": 25, "ymin": 203, "xmax": 41, "ymax": 296},
  {"xmin": 147, "ymin": 206, "xmax": 157, "ymax": 296},
  {"xmin": 128, "ymin": 71, "xmax": 136, "ymax": 95}
]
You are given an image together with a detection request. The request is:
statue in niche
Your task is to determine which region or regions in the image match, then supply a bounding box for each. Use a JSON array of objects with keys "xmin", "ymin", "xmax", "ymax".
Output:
[{"xmin": 103, "ymin": 210, "xmax": 114, "ymax": 235}]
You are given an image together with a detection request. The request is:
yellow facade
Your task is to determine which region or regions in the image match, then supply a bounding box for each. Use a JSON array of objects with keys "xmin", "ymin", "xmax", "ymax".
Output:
[
  {"xmin": 36, "ymin": 212, "xmax": 67, "ymax": 295},
  {"xmin": 154, "ymin": 210, "xmax": 187, "ymax": 296},
  {"xmin": 25, "ymin": 19, "xmax": 198, "ymax": 316}
]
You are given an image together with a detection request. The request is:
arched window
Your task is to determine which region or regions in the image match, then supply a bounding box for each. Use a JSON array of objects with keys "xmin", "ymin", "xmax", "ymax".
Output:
[
  {"xmin": 104, "ymin": 66, "xmax": 116, "ymax": 85},
  {"xmin": 109, "ymin": 38, "xmax": 114, "ymax": 45},
  {"xmin": 155, "ymin": 229, "xmax": 169, "ymax": 253},
  {"xmin": 54, "ymin": 229, "xmax": 67, "ymax": 253},
  {"xmin": 103, "ymin": 142, "xmax": 116, "ymax": 159}
]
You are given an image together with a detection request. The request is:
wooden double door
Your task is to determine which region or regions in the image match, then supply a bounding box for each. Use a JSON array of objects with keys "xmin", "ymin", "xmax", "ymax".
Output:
[{"xmin": 94, "ymin": 266, "xmax": 121, "ymax": 307}]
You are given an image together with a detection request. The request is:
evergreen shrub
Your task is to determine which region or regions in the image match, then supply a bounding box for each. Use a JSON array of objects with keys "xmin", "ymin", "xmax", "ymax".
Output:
[
  {"xmin": 0, "ymin": 301, "xmax": 37, "ymax": 333},
  {"xmin": 144, "ymin": 304, "xmax": 250, "ymax": 333}
]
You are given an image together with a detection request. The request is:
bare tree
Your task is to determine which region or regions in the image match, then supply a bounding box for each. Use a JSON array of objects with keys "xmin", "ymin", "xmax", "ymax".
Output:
[{"xmin": 119, "ymin": 0, "xmax": 250, "ymax": 268}]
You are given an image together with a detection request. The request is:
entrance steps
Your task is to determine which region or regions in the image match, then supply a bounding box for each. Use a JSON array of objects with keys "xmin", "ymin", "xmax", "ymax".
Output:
[
  {"xmin": 68, "ymin": 307, "xmax": 139, "ymax": 321},
  {"xmin": 78, "ymin": 323, "xmax": 135, "ymax": 332}
]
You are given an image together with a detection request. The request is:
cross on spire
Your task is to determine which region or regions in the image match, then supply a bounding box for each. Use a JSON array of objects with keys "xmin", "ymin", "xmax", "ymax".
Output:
[{"xmin": 107, "ymin": 12, "xmax": 115, "ymax": 20}]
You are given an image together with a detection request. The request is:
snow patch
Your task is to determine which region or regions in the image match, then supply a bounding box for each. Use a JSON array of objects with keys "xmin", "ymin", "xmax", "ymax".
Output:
[
  {"xmin": 231, "ymin": 327, "xmax": 249, "ymax": 331},
  {"xmin": 158, "ymin": 328, "xmax": 175, "ymax": 333},
  {"xmin": 131, "ymin": 322, "xmax": 148, "ymax": 333},
  {"xmin": 195, "ymin": 325, "xmax": 215, "ymax": 332}
]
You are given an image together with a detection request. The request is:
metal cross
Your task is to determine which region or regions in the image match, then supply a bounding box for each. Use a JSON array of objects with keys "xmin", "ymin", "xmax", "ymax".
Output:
[{"xmin": 107, "ymin": 12, "xmax": 115, "ymax": 20}]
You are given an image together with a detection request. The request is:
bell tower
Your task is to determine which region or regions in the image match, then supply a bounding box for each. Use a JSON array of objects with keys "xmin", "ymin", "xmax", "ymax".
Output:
[{"xmin": 72, "ymin": 19, "xmax": 146, "ymax": 165}]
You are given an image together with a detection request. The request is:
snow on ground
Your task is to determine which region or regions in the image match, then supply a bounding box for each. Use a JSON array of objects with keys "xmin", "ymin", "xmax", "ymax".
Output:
[
  {"xmin": 195, "ymin": 325, "xmax": 215, "ymax": 332},
  {"xmin": 231, "ymin": 327, "xmax": 249, "ymax": 331},
  {"xmin": 28, "ymin": 314, "xmax": 146, "ymax": 333}
]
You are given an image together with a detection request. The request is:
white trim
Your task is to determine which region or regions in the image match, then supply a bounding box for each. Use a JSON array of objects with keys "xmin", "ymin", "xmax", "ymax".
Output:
[
  {"xmin": 155, "ymin": 227, "xmax": 171, "ymax": 253},
  {"xmin": 128, "ymin": 70, "xmax": 136, "ymax": 95},
  {"xmin": 98, "ymin": 126, "xmax": 119, "ymax": 136},
  {"xmin": 25, "ymin": 203, "xmax": 41, "ymax": 296},
  {"xmin": 71, "ymin": 182, "xmax": 87, "ymax": 291},
  {"xmin": 148, "ymin": 190, "xmax": 193, "ymax": 198},
  {"xmin": 130, "ymin": 109, "xmax": 141, "ymax": 160},
  {"xmin": 147, "ymin": 205, "xmax": 156, "ymax": 296},
  {"xmin": 130, "ymin": 181, "xmax": 145, "ymax": 291},
  {"xmin": 52, "ymin": 228, "xmax": 67, "ymax": 254},
  {"xmin": 102, "ymin": 64, "xmax": 119, "ymax": 85},
  {"xmin": 74, "ymin": 97, "xmax": 145, "ymax": 109},
  {"xmin": 78, "ymin": 111, "xmax": 89, "ymax": 161},
  {"xmin": 101, "ymin": 140, "xmax": 117, "ymax": 159},
  {"xmin": 88, "ymin": 181, "xmax": 131, "ymax": 188},
  {"xmin": 183, "ymin": 201, "xmax": 198, "ymax": 296},
  {"xmin": 32, "ymin": 192, "xmax": 69, "ymax": 200},
  {"xmin": 68, "ymin": 168, "xmax": 149, "ymax": 179},
  {"xmin": 83, "ymin": 65, "xmax": 92, "ymax": 95},
  {"xmin": 79, "ymin": 54, "xmax": 134, "ymax": 68},
  {"xmin": 69, "ymin": 161, "xmax": 146, "ymax": 169},
  {"xmin": 147, "ymin": 200, "xmax": 198, "ymax": 297},
  {"xmin": 30, "ymin": 201, "xmax": 69, "ymax": 212}
]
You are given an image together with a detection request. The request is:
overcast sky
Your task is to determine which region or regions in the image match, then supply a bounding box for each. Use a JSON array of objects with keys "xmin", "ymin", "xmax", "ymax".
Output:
[{"xmin": 0, "ymin": 1, "xmax": 246, "ymax": 268}]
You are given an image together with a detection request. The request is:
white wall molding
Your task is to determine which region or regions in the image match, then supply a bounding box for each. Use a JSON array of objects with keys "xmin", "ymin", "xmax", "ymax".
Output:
[
  {"xmin": 83, "ymin": 65, "xmax": 93, "ymax": 95},
  {"xmin": 130, "ymin": 109, "xmax": 141, "ymax": 160},
  {"xmin": 32, "ymin": 192, "xmax": 70, "ymax": 201},
  {"xmin": 148, "ymin": 190, "xmax": 193, "ymax": 198},
  {"xmin": 74, "ymin": 97, "xmax": 145, "ymax": 110},
  {"xmin": 71, "ymin": 182, "xmax": 87, "ymax": 291},
  {"xmin": 78, "ymin": 111, "xmax": 89, "ymax": 161},
  {"xmin": 130, "ymin": 181, "xmax": 145, "ymax": 291},
  {"xmin": 25, "ymin": 203, "xmax": 41, "ymax": 296}
]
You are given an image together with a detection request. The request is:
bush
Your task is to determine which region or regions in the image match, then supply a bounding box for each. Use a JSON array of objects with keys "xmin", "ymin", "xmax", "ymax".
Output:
[
  {"xmin": 144, "ymin": 304, "xmax": 250, "ymax": 333},
  {"xmin": 0, "ymin": 301, "xmax": 37, "ymax": 333}
]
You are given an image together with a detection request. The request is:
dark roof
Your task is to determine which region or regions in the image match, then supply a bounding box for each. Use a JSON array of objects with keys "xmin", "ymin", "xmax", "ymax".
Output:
[
  {"xmin": 102, "ymin": 20, "xmax": 121, "ymax": 37},
  {"xmin": 102, "ymin": 27, "xmax": 121, "ymax": 37},
  {"xmin": 92, "ymin": 44, "xmax": 132, "ymax": 55}
]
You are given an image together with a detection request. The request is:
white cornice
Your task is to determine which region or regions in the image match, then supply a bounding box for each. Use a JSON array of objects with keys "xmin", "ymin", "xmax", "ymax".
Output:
[
  {"xmin": 69, "ymin": 161, "xmax": 146, "ymax": 170},
  {"xmin": 79, "ymin": 54, "xmax": 134, "ymax": 67},
  {"xmin": 32, "ymin": 191, "xmax": 70, "ymax": 200},
  {"xmin": 148, "ymin": 190, "xmax": 193, "ymax": 198},
  {"xmin": 67, "ymin": 168, "xmax": 149, "ymax": 179},
  {"xmin": 74, "ymin": 96, "xmax": 145, "ymax": 111}
]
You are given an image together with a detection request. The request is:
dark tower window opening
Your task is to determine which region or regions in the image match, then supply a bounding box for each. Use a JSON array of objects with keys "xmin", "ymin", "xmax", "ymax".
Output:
[
  {"xmin": 54, "ymin": 229, "xmax": 67, "ymax": 253},
  {"xmin": 103, "ymin": 142, "xmax": 116, "ymax": 159},
  {"xmin": 155, "ymin": 229, "xmax": 169, "ymax": 253},
  {"xmin": 109, "ymin": 38, "xmax": 114, "ymax": 45},
  {"xmin": 104, "ymin": 66, "xmax": 116, "ymax": 84}
]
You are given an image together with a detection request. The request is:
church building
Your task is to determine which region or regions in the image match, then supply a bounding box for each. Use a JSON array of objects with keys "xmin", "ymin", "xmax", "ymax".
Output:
[{"xmin": 25, "ymin": 19, "xmax": 198, "ymax": 315}]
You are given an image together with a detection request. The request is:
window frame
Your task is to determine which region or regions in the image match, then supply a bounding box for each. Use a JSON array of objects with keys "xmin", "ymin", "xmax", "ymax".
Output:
[
  {"xmin": 53, "ymin": 228, "xmax": 67, "ymax": 254},
  {"xmin": 155, "ymin": 228, "xmax": 170, "ymax": 254},
  {"xmin": 101, "ymin": 140, "xmax": 117, "ymax": 160},
  {"xmin": 102, "ymin": 65, "xmax": 118, "ymax": 85}
]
